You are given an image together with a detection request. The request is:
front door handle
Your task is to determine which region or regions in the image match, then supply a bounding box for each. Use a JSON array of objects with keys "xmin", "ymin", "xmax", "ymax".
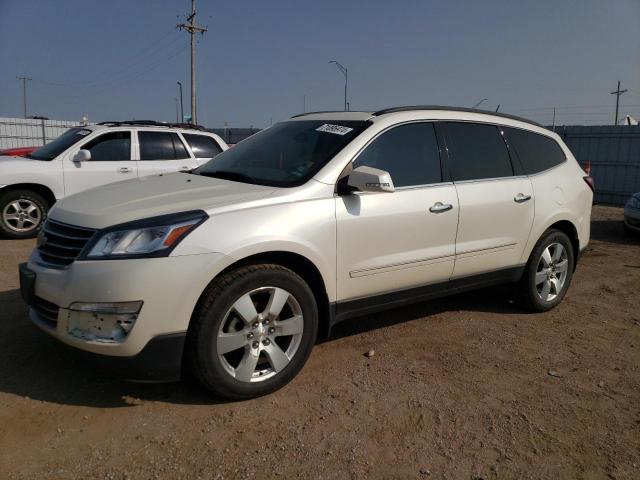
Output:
[
  {"xmin": 429, "ymin": 202, "xmax": 453, "ymax": 213},
  {"xmin": 514, "ymin": 193, "xmax": 532, "ymax": 203},
  {"xmin": 118, "ymin": 167, "xmax": 133, "ymax": 174},
  {"xmin": 178, "ymin": 166, "xmax": 191, "ymax": 172}
]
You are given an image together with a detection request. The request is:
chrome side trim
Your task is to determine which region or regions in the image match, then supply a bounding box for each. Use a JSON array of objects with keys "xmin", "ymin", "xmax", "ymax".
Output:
[
  {"xmin": 350, "ymin": 253, "xmax": 455, "ymax": 278},
  {"xmin": 455, "ymin": 242, "xmax": 517, "ymax": 258}
]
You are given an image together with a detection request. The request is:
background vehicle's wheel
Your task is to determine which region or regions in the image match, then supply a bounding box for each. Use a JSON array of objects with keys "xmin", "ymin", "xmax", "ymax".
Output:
[
  {"xmin": 518, "ymin": 229, "xmax": 575, "ymax": 312},
  {"xmin": 187, "ymin": 264, "xmax": 318, "ymax": 400},
  {"xmin": 0, "ymin": 189, "xmax": 49, "ymax": 239}
]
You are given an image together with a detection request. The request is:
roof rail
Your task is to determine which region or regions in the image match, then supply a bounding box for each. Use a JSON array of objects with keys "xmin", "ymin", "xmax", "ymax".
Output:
[
  {"xmin": 371, "ymin": 105, "xmax": 542, "ymax": 127},
  {"xmin": 290, "ymin": 110, "xmax": 368, "ymax": 118},
  {"xmin": 96, "ymin": 120, "xmax": 207, "ymax": 131}
]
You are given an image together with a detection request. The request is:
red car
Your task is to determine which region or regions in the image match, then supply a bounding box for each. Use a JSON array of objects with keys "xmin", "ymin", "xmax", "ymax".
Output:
[{"xmin": 0, "ymin": 146, "xmax": 39, "ymax": 157}]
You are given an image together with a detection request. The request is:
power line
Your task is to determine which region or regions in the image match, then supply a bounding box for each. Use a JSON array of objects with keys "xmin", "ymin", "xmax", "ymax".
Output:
[
  {"xmin": 610, "ymin": 80, "xmax": 627, "ymax": 125},
  {"xmin": 16, "ymin": 76, "xmax": 32, "ymax": 118},
  {"xmin": 177, "ymin": 0, "xmax": 207, "ymax": 124}
]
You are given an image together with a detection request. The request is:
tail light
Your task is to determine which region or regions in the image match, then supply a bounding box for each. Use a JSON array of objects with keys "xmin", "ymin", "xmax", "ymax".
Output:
[
  {"xmin": 583, "ymin": 175, "xmax": 595, "ymax": 193},
  {"xmin": 582, "ymin": 161, "xmax": 591, "ymax": 175}
]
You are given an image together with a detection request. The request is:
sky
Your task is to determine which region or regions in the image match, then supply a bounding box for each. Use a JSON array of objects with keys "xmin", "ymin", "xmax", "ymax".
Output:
[{"xmin": 0, "ymin": 0, "xmax": 639, "ymax": 128}]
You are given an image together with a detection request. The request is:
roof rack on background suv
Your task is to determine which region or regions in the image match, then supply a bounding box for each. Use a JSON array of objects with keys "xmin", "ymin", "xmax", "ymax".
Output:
[{"xmin": 96, "ymin": 120, "xmax": 207, "ymax": 131}]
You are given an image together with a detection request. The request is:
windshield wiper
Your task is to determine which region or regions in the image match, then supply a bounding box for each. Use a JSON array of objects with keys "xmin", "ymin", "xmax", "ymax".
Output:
[{"xmin": 198, "ymin": 170, "xmax": 254, "ymax": 183}]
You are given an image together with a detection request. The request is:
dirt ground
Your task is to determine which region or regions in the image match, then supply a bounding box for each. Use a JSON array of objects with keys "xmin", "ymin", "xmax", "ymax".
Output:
[{"xmin": 0, "ymin": 205, "xmax": 638, "ymax": 480}]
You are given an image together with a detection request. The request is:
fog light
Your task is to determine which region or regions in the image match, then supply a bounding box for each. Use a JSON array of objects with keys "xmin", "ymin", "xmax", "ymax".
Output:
[
  {"xmin": 69, "ymin": 301, "xmax": 143, "ymax": 315},
  {"xmin": 67, "ymin": 301, "xmax": 143, "ymax": 343}
]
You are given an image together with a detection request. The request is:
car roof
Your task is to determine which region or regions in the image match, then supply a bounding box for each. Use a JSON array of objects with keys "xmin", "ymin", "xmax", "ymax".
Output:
[
  {"xmin": 290, "ymin": 105, "xmax": 543, "ymax": 130},
  {"xmin": 79, "ymin": 121, "xmax": 217, "ymax": 134}
]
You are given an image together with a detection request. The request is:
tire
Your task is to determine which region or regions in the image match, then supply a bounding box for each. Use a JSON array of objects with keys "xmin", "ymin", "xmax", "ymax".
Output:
[
  {"xmin": 0, "ymin": 189, "xmax": 49, "ymax": 239},
  {"xmin": 517, "ymin": 229, "xmax": 575, "ymax": 312},
  {"xmin": 186, "ymin": 264, "xmax": 318, "ymax": 400}
]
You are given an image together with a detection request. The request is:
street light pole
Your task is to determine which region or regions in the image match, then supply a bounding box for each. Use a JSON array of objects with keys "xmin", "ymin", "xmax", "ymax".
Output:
[
  {"xmin": 175, "ymin": 98, "xmax": 179, "ymax": 123},
  {"xmin": 177, "ymin": 81, "xmax": 184, "ymax": 122},
  {"xmin": 329, "ymin": 60, "xmax": 348, "ymax": 111}
]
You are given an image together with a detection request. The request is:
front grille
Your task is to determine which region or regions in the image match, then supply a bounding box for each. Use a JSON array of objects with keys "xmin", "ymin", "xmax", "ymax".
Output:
[
  {"xmin": 32, "ymin": 296, "xmax": 60, "ymax": 329},
  {"xmin": 37, "ymin": 219, "xmax": 96, "ymax": 267}
]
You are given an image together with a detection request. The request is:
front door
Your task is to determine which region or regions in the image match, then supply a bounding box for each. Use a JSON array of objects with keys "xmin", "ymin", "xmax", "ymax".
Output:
[
  {"xmin": 63, "ymin": 130, "xmax": 136, "ymax": 195},
  {"xmin": 336, "ymin": 122, "xmax": 459, "ymax": 303}
]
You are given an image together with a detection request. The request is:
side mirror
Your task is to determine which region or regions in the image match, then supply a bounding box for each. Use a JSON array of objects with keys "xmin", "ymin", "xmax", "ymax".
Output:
[
  {"xmin": 73, "ymin": 149, "xmax": 91, "ymax": 162},
  {"xmin": 347, "ymin": 166, "xmax": 395, "ymax": 193}
]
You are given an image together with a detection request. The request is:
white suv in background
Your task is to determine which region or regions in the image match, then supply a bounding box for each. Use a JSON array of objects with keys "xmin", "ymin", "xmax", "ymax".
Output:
[
  {"xmin": 0, "ymin": 121, "xmax": 227, "ymax": 238},
  {"xmin": 20, "ymin": 106, "xmax": 593, "ymax": 400}
]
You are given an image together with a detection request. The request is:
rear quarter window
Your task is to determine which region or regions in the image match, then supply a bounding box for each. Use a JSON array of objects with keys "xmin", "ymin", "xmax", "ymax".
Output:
[
  {"xmin": 183, "ymin": 133, "xmax": 223, "ymax": 159},
  {"xmin": 503, "ymin": 127, "xmax": 566, "ymax": 175}
]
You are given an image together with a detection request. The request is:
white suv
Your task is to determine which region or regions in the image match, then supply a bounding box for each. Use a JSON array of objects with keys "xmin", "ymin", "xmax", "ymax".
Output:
[
  {"xmin": 0, "ymin": 121, "xmax": 227, "ymax": 238},
  {"xmin": 20, "ymin": 106, "xmax": 593, "ymax": 399}
]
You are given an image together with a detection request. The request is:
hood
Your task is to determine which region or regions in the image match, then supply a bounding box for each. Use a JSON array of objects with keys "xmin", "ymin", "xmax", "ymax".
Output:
[
  {"xmin": 0, "ymin": 155, "xmax": 42, "ymax": 167},
  {"xmin": 49, "ymin": 172, "xmax": 276, "ymax": 229}
]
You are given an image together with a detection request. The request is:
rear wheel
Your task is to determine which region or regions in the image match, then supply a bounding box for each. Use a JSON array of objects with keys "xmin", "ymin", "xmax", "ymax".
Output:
[
  {"xmin": 518, "ymin": 229, "xmax": 575, "ymax": 312},
  {"xmin": 187, "ymin": 264, "xmax": 318, "ymax": 400},
  {"xmin": 0, "ymin": 189, "xmax": 49, "ymax": 239}
]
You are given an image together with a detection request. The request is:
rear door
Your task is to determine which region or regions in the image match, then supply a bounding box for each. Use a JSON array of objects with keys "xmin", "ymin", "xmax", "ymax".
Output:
[
  {"xmin": 442, "ymin": 122, "xmax": 534, "ymax": 278},
  {"xmin": 182, "ymin": 133, "xmax": 225, "ymax": 167},
  {"xmin": 135, "ymin": 130, "xmax": 197, "ymax": 177},
  {"xmin": 63, "ymin": 130, "xmax": 137, "ymax": 195}
]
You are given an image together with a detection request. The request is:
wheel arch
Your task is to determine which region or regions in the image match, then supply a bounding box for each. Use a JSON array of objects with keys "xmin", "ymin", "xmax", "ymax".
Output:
[
  {"xmin": 547, "ymin": 220, "xmax": 580, "ymax": 270},
  {"xmin": 0, "ymin": 183, "xmax": 57, "ymax": 208},
  {"xmin": 192, "ymin": 250, "xmax": 332, "ymax": 341}
]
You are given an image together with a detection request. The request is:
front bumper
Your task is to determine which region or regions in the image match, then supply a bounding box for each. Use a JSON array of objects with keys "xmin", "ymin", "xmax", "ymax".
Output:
[
  {"xmin": 24, "ymin": 250, "xmax": 229, "ymax": 367},
  {"xmin": 624, "ymin": 206, "xmax": 640, "ymax": 232}
]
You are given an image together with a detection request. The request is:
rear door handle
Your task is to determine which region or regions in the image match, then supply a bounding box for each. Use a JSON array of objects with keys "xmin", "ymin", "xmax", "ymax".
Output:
[
  {"xmin": 118, "ymin": 167, "xmax": 133, "ymax": 174},
  {"xmin": 429, "ymin": 202, "xmax": 453, "ymax": 213},
  {"xmin": 514, "ymin": 193, "xmax": 532, "ymax": 203}
]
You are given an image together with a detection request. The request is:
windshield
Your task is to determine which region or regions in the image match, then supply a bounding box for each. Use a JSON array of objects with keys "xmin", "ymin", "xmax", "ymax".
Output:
[
  {"xmin": 27, "ymin": 128, "xmax": 92, "ymax": 160},
  {"xmin": 194, "ymin": 120, "xmax": 370, "ymax": 187}
]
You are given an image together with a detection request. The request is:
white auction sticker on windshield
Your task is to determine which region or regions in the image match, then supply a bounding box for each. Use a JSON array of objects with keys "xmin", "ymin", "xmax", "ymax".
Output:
[{"xmin": 316, "ymin": 124, "xmax": 353, "ymax": 135}]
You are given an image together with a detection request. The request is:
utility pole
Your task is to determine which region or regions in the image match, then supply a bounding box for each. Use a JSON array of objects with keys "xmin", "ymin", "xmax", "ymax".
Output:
[
  {"xmin": 177, "ymin": 81, "xmax": 184, "ymax": 122},
  {"xmin": 552, "ymin": 107, "xmax": 556, "ymax": 132},
  {"xmin": 610, "ymin": 80, "xmax": 627, "ymax": 125},
  {"xmin": 329, "ymin": 60, "xmax": 348, "ymax": 111},
  {"xmin": 177, "ymin": 0, "xmax": 207, "ymax": 124},
  {"xmin": 16, "ymin": 75, "xmax": 32, "ymax": 118}
]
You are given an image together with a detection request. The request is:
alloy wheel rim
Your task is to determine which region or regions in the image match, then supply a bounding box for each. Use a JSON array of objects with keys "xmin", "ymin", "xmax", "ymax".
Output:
[
  {"xmin": 2, "ymin": 199, "xmax": 42, "ymax": 233},
  {"xmin": 217, "ymin": 286, "xmax": 304, "ymax": 383},
  {"xmin": 535, "ymin": 242, "xmax": 569, "ymax": 302}
]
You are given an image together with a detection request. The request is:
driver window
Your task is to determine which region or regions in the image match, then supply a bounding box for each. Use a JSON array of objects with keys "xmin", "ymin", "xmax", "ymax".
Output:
[
  {"xmin": 352, "ymin": 122, "xmax": 442, "ymax": 187},
  {"xmin": 82, "ymin": 131, "xmax": 131, "ymax": 161}
]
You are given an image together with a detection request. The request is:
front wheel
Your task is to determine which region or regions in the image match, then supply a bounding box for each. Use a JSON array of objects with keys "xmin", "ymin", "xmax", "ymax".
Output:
[
  {"xmin": 0, "ymin": 189, "xmax": 49, "ymax": 239},
  {"xmin": 518, "ymin": 229, "xmax": 575, "ymax": 312},
  {"xmin": 186, "ymin": 264, "xmax": 318, "ymax": 400}
]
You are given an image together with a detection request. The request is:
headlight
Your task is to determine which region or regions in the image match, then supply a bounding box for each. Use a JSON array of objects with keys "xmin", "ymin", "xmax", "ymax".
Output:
[
  {"xmin": 84, "ymin": 210, "xmax": 207, "ymax": 259},
  {"xmin": 627, "ymin": 196, "xmax": 640, "ymax": 209}
]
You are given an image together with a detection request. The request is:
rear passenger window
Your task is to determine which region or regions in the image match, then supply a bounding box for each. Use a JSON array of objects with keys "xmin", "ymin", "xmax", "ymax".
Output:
[
  {"xmin": 352, "ymin": 122, "xmax": 442, "ymax": 187},
  {"xmin": 138, "ymin": 131, "xmax": 189, "ymax": 160},
  {"xmin": 503, "ymin": 127, "xmax": 566, "ymax": 174},
  {"xmin": 82, "ymin": 132, "xmax": 131, "ymax": 161},
  {"xmin": 183, "ymin": 134, "xmax": 223, "ymax": 159},
  {"xmin": 444, "ymin": 122, "xmax": 513, "ymax": 181}
]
